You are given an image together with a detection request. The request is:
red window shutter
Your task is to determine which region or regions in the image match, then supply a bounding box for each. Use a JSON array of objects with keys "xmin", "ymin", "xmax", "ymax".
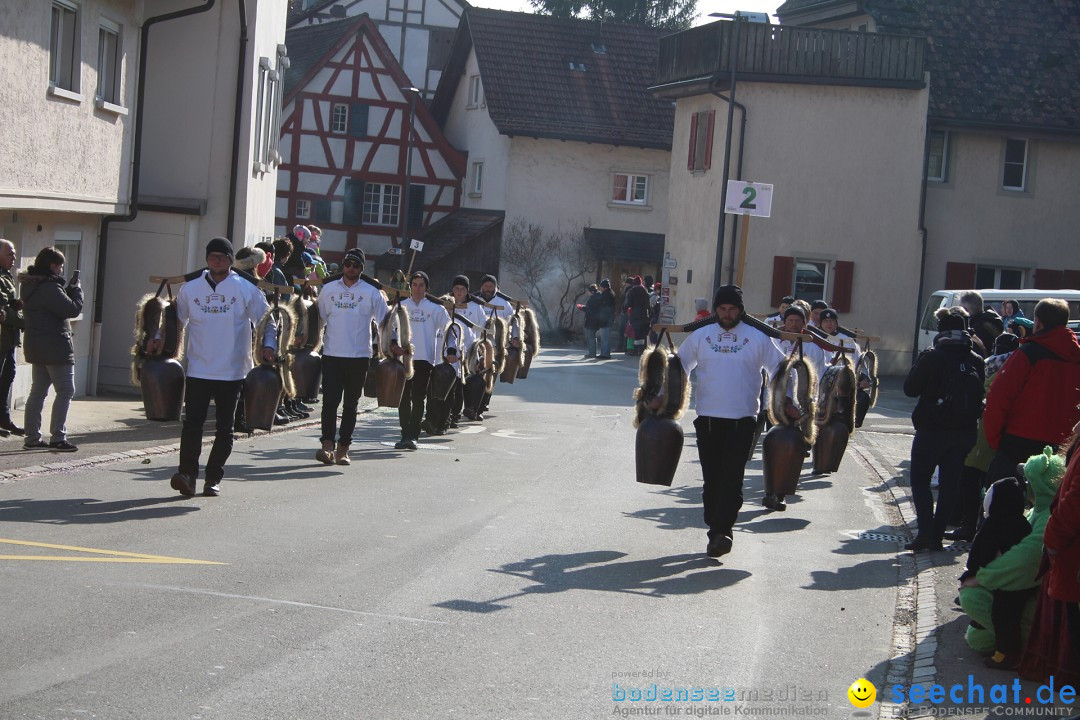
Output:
[
  {"xmin": 687, "ymin": 113, "xmax": 698, "ymax": 170},
  {"xmin": 832, "ymin": 260, "xmax": 854, "ymax": 313},
  {"xmin": 1034, "ymin": 268, "xmax": 1064, "ymax": 289},
  {"xmin": 703, "ymin": 110, "xmax": 715, "ymax": 171},
  {"xmin": 771, "ymin": 256, "xmax": 794, "ymax": 307},
  {"xmin": 1062, "ymin": 269, "xmax": 1080, "ymax": 290},
  {"xmin": 944, "ymin": 261, "xmax": 976, "ymax": 289}
]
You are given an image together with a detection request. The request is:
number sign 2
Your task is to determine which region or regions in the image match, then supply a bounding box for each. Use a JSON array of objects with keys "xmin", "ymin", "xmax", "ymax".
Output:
[{"xmin": 724, "ymin": 181, "xmax": 773, "ymax": 218}]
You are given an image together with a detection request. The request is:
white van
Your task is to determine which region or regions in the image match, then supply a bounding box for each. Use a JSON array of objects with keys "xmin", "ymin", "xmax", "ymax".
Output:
[{"xmin": 918, "ymin": 289, "xmax": 1080, "ymax": 352}]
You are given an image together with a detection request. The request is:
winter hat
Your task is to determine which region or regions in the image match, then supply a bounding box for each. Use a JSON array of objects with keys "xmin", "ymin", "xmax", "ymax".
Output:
[
  {"xmin": 935, "ymin": 306, "xmax": 968, "ymax": 332},
  {"xmin": 712, "ymin": 284, "xmax": 744, "ymax": 310},
  {"xmin": 600, "ymin": 278, "xmax": 611, "ymax": 289},
  {"xmin": 1016, "ymin": 446, "xmax": 1065, "ymax": 494},
  {"xmin": 994, "ymin": 332, "xmax": 1020, "ymax": 356},
  {"xmin": 343, "ymin": 248, "xmax": 365, "ymax": 267},
  {"xmin": 481, "ymin": 274, "xmax": 497, "ymax": 287},
  {"xmin": 1009, "ymin": 317, "xmax": 1034, "ymax": 332},
  {"xmin": 819, "ymin": 308, "xmax": 839, "ymax": 322},
  {"xmin": 452, "ymin": 274, "xmax": 470, "ymax": 290},
  {"xmin": 780, "ymin": 295, "xmax": 795, "ymax": 305},
  {"xmin": 810, "ymin": 299, "xmax": 829, "ymax": 311},
  {"xmin": 694, "ymin": 297, "xmax": 708, "ymax": 312},
  {"xmin": 784, "ymin": 305, "xmax": 807, "ymax": 321},
  {"xmin": 205, "ymin": 237, "xmax": 234, "ymax": 259},
  {"xmin": 292, "ymin": 225, "xmax": 312, "ymax": 243},
  {"xmin": 410, "ymin": 270, "xmax": 430, "ymax": 288},
  {"xmin": 233, "ymin": 246, "xmax": 265, "ymax": 272}
]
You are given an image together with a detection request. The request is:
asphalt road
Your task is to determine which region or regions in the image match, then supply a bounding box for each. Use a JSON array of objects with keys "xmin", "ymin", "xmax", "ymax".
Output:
[{"xmin": 1, "ymin": 349, "xmax": 914, "ymax": 719}]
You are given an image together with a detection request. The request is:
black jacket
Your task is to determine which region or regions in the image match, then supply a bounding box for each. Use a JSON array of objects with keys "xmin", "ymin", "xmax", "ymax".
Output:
[
  {"xmin": 904, "ymin": 330, "xmax": 985, "ymax": 431},
  {"xmin": 595, "ymin": 289, "xmax": 615, "ymax": 327},
  {"xmin": 19, "ymin": 268, "xmax": 83, "ymax": 366}
]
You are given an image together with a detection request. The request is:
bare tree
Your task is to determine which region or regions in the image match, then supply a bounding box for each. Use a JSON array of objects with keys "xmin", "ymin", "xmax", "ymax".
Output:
[{"xmin": 501, "ymin": 217, "xmax": 598, "ymax": 338}]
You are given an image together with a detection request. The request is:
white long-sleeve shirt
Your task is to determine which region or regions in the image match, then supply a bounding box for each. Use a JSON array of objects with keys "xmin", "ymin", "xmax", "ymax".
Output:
[
  {"xmin": 480, "ymin": 293, "xmax": 514, "ymax": 322},
  {"xmin": 677, "ymin": 320, "xmax": 787, "ymax": 419},
  {"xmin": 317, "ymin": 277, "xmax": 389, "ymax": 358},
  {"xmin": 176, "ymin": 270, "xmax": 276, "ymax": 381},
  {"xmin": 776, "ymin": 337, "xmax": 829, "ymax": 382},
  {"xmin": 401, "ymin": 297, "xmax": 450, "ymax": 364}
]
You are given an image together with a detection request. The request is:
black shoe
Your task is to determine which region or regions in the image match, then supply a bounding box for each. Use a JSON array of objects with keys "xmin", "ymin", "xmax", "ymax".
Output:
[
  {"xmin": 983, "ymin": 652, "xmax": 1020, "ymax": 671},
  {"xmin": 763, "ymin": 495, "xmax": 786, "ymax": 511},
  {"xmin": 462, "ymin": 409, "xmax": 477, "ymax": 421},
  {"xmin": 48, "ymin": 440, "xmax": 78, "ymax": 452},
  {"xmin": 475, "ymin": 413, "xmax": 485, "ymax": 422},
  {"xmin": 420, "ymin": 419, "xmax": 435, "ymax": 435},
  {"xmin": 905, "ymin": 536, "xmax": 943, "ymax": 552},
  {"xmin": 449, "ymin": 419, "xmax": 459, "ymax": 429},
  {"xmin": 403, "ymin": 438, "xmax": 418, "ymax": 451},
  {"xmin": 0, "ymin": 418, "xmax": 23, "ymax": 436},
  {"xmin": 170, "ymin": 473, "xmax": 196, "ymax": 497},
  {"xmin": 234, "ymin": 422, "xmax": 250, "ymax": 434},
  {"xmin": 597, "ymin": 355, "xmax": 612, "ymax": 359},
  {"xmin": 273, "ymin": 412, "xmax": 291, "ymax": 426},
  {"xmin": 946, "ymin": 527, "xmax": 976, "ymax": 542},
  {"xmin": 296, "ymin": 401, "xmax": 314, "ymax": 413},
  {"xmin": 0, "ymin": 427, "xmax": 10, "ymax": 437},
  {"xmin": 430, "ymin": 427, "xmax": 447, "ymax": 436},
  {"xmin": 394, "ymin": 439, "xmax": 409, "ymax": 450},
  {"xmin": 23, "ymin": 439, "xmax": 49, "ymax": 450},
  {"xmin": 706, "ymin": 535, "xmax": 733, "ymax": 559},
  {"xmin": 203, "ymin": 484, "xmax": 221, "ymax": 497}
]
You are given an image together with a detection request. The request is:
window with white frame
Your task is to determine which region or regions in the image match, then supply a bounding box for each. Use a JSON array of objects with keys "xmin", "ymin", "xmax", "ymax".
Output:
[
  {"xmin": 331, "ymin": 103, "xmax": 348, "ymax": 133},
  {"xmin": 975, "ymin": 265, "xmax": 1024, "ymax": 290},
  {"xmin": 471, "ymin": 162, "xmax": 483, "ymax": 195},
  {"xmin": 295, "ymin": 199, "xmax": 311, "ymax": 219},
  {"xmin": 1002, "ymin": 138, "xmax": 1028, "ymax": 191},
  {"xmin": 53, "ymin": 230, "xmax": 82, "ymax": 285},
  {"xmin": 252, "ymin": 46, "xmax": 289, "ymax": 172},
  {"xmin": 612, "ymin": 173, "xmax": 648, "ymax": 205},
  {"xmin": 96, "ymin": 19, "xmax": 121, "ymax": 105},
  {"xmin": 793, "ymin": 259, "xmax": 828, "ymax": 301},
  {"xmin": 50, "ymin": 1, "xmax": 81, "ymax": 93},
  {"xmin": 363, "ymin": 183, "xmax": 401, "ymax": 226},
  {"xmin": 468, "ymin": 75, "xmax": 482, "ymax": 108},
  {"xmin": 927, "ymin": 129, "xmax": 948, "ymax": 182}
]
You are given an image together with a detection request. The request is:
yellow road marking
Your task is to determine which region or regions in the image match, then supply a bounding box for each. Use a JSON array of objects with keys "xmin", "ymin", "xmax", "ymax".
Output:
[{"xmin": 0, "ymin": 538, "xmax": 225, "ymax": 565}]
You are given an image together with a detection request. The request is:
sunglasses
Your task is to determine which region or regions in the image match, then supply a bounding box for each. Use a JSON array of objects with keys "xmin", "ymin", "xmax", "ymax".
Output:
[{"xmin": 343, "ymin": 260, "xmax": 362, "ymax": 268}]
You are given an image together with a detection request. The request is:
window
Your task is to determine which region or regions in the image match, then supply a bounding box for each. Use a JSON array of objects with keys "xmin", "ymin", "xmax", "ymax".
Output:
[
  {"xmin": 612, "ymin": 173, "xmax": 648, "ymax": 205},
  {"xmin": 687, "ymin": 110, "xmax": 714, "ymax": 172},
  {"xmin": 427, "ymin": 28, "xmax": 455, "ymax": 72},
  {"xmin": 331, "ymin": 103, "xmax": 348, "ymax": 133},
  {"xmin": 96, "ymin": 20, "xmax": 120, "ymax": 105},
  {"xmin": 468, "ymin": 75, "xmax": 482, "ymax": 108},
  {"xmin": 1003, "ymin": 138, "xmax": 1027, "ymax": 191},
  {"xmin": 53, "ymin": 230, "xmax": 82, "ymax": 285},
  {"xmin": 927, "ymin": 130, "xmax": 948, "ymax": 181},
  {"xmin": 363, "ymin": 183, "xmax": 401, "ymax": 226},
  {"xmin": 794, "ymin": 260, "xmax": 828, "ymax": 301},
  {"xmin": 252, "ymin": 46, "xmax": 289, "ymax": 173},
  {"xmin": 49, "ymin": 1, "xmax": 80, "ymax": 94},
  {"xmin": 975, "ymin": 265, "xmax": 1024, "ymax": 290},
  {"xmin": 471, "ymin": 162, "xmax": 483, "ymax": 195},
  {"xmin": 295, "ymin": 199, "xmax": 311, "ymax": 219}
]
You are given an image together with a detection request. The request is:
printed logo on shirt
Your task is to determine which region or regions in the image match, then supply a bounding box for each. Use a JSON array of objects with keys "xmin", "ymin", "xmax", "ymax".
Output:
[
  {"xmin": 193, "ymin": 293, "xmax": 236, "ymax": 314},
  {"xmin": 411, "ymin": 308, "xmax": 427, "ymax": 324},
  {"xmin": 706, "ymin": 331, "xmax": 750, "ymax": 354},
  {"xmin": 332, "ymin": 291, "xmax": 358, "ymax": 310}
]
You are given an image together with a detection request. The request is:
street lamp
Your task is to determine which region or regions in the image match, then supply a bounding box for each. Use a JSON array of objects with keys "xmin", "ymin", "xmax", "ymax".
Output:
[{"xmin": 398, "ymin": 86, "xmax": 421, "ymax": 271}]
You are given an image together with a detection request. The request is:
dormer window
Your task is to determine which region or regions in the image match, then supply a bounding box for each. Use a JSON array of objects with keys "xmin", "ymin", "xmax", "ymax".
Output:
[{"xmin": 568, "ymin": 61, "xmax": 586, "ymax": 72}]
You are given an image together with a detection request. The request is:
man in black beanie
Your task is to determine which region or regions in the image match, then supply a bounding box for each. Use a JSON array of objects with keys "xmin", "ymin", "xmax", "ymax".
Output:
[{"xmin": 676, "ymin": 284, "xmax": 791, "ymax": 559}]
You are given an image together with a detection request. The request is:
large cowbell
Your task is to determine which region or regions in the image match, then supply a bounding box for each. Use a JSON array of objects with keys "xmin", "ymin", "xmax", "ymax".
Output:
[
  {"xmin": 762, "ymin": 425, "xmax": 806, "ymax": 496},
  {"xmin": 429, "ymin": 361, "xmax": 458, "ymax": 401},
  {"xmin": 376, "ymin": 357, "xmax": 407, "ymax": 408},
  {"xmin": 291, "ymin": 349, "xmax": 321, "ymax": 398},
  {"xmin": 140, "ymin": 358, "xmax": 185, "ymax": 421},
  {"xmin": 245, "ymin": 364, "xmax": 284, "ymax": 431},
  {"xmin": 635, "ymin": 415, "xmax": 683, "ymax": 487}
]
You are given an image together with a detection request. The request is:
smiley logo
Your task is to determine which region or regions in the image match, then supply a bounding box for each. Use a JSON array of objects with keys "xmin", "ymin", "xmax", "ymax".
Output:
[{"xmin": 847, "ymin": 679, "xmax": 876, "ymax": 708}]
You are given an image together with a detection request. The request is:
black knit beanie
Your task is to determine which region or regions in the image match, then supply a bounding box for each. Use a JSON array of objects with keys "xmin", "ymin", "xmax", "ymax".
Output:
[
  {"xmin": 205, "ymin": 237, "xmax": 234, "ymax": 259},
  {"xmin": 481, "ymin": 274, "xmax": 497, "ymax": 287},
  {"xmin": 452, "ymin": 274, "xmax": 470, "ymax": 290},
  {"xmin": 712, "ymin": 284, "xmax": 744, "ymax": 310},
  {"xmin": 410, "ymin": 270, "xmax": 430, "ymax": 289},
  {"xmin": 783, "ymin": 305, "xmax": 806, "ymax": 321},
  {"xmin": 343, "ymin": 248, "xmax": 366, "ymax": 267}
]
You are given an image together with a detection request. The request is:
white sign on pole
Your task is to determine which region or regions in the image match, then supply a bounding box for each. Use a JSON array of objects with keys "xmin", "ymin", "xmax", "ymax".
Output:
[
  {"xmin": 724, "ymin": 180, "xmax": 774, "ymax": 218},
  {"xmin": 387, "ymin": 248, "xmax": 404, "ymax": 255},
  {"xmin": 409, "ymin": 239, "xmax": 425, "ymax": 251}
]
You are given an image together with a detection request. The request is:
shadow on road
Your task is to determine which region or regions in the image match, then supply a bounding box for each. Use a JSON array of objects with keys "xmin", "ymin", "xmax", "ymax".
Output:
[
  {"xmin": 434, "ymin": 550, "xmax": 751, "ymax": 613},
  {"xmin": 0, "ymin": 496, "xmax": 197, "ymax": 524}
]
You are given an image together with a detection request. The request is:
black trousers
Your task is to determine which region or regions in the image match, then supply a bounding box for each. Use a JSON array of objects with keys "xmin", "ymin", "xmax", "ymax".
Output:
[
  {"xmin": 909, "ymin": 426, "xmax": 977, "ymax": 541},
  {"xmin": 321, "ymin": 356, "xmax": 369, "ymax": 444},
  {"xmin": 179, "ymin": 377, "xmax": 242, "ymax": 485},
  {"xmin": 694, "ymin": 415, "xmax": 757, "ymax": 541},
  {"xmin": 399, "ymin": 360, "xmax": 432, "ymax": 441},
  {"xmin": 0, "ymin": 346, "xmax": 15, "ymax": 418},
  {"xmin": 986, "ymin": 434, "xmax": 1057, "ymax": 486},
  {"xmin": 991, "ymin": 587, "xmax": 1038, "ymax": 656},
  {"xmin": 449, "ymin": 379, "xmax": 464, "ymax": 419}
]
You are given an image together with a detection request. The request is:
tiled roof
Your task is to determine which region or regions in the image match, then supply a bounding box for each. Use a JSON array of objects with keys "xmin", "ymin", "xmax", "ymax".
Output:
[
  {"xmin": 432, "ymin": 8, "xmax": 674, "ymax": 149},
  {"xmin": 284, "ymin": 17, "xmax": 362, "ymax": 97},
  {"xmin": 778, "ymin": 0, "xmax": 1080, "ymax": 132}
]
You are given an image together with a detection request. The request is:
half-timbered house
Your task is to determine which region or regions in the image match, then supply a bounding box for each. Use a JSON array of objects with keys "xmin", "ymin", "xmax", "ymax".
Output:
[{"xmin": 276, "ymin": 15, "xmax": 467, "ymax": 261}]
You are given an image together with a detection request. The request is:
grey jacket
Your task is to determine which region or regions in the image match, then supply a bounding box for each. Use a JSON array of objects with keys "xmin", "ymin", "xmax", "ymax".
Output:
[{"xmin": 19, "ymin": 268, "xmax": 83, "ymax": 365}]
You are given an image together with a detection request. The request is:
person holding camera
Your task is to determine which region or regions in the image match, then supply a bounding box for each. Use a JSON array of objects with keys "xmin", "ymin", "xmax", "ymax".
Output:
[{"xmin": 19, "ymin": 247, "xmax": 83, "ymax": 452}]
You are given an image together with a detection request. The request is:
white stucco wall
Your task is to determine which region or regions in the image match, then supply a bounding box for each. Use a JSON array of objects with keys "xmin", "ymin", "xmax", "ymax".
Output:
[
  {"xmin": 664, "ymin": 81, "xmax": 929, "ymax": 372},
  {"xmin": 0, "ymin": 0, "xmax": 139, "ymax": 215},
  {"xmin": 923, "ymin": 130, "xmax": 1080, "ymax": 297}
]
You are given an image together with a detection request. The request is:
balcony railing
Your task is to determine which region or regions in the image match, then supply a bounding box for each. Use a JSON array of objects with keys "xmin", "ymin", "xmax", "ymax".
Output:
[{"xmin": 655, "ymin": 21, "xmax": 926, "ymax": 89}]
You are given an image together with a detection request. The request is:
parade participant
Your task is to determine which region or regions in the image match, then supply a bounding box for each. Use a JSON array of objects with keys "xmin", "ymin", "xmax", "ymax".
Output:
[
  {"xmin": 156, "ymin": 238, "xmax": 277, "ymax": 497},
  {"xmin": 446, "ymin": 275, "xmax": 483, "ymax": 428},
  {"xmin": 677, "ymin": 284, "xmax": 792, "ymax": 559},
  {"xmin": 315, "ymin": 248, "xmax": 388, "ymax": 466},
  {"xmin": 475, "ymin": 274, "xmax": 518, "ymax": 417},
  {"xmin": 0, "ymin": 239, "xmax": 24, "ymax": 436},
  {"xmin": 775, "ymin": 305, "xmax": 827, "ymax": 380},
  {"xmin": 765, "ymin": 295, "xmax": 795, "ymax": 329},
  {"xmin": 808, "ymin": 300, "xmax": 828, "ymax": 327},
  {"xmin": 395, "ymin": 271, "xmax": 450, "ymax": 450}
]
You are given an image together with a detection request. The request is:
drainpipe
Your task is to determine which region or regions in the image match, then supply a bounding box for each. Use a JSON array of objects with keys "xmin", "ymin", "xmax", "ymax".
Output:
[
  {"xmin": 226, "ymin": 0, "xmax": 249, "ymax": 242},
  {"xmin": 711, "ymin": 87, "xmax": 747, "ymax": 286},
  {"xmin": 91, "ymin": 0, "xmax": 217, "ymax": 395},
  {"xmin": 711, "ymin": 16, "xmax": 745, "ymax": 295},
  {"xmin": 912, "ymin": 122, "xmax": 932, "ymax": 364}
]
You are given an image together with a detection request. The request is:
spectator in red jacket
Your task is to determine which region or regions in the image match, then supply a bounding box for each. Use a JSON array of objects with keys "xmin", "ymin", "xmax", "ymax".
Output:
[{"xmin": 983, "ymin": 298, "xmax": 1080, "ymax": 484}]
